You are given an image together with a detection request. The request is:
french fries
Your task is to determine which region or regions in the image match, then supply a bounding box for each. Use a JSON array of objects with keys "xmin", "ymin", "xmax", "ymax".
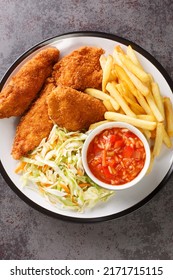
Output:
[
  {"xmin": 126, "ymin": 45, "xmax": 143, "ymax": 69},
  {"xmin": 89, "ymin": 120, "xmax": 109, "ymax": 131},
  {"xmin": 118, "ymin": 53, "xmax": 150, "ymax": 83},
  {"xmin": 152, "ymin": 123, "xmax": 164, "ymax": 157},
  {"xmin": 103, "ymin": 99, "xmax": 115, "ymax": 112},
  {"xmin": 137, "ymin": 114, "xmax": 156, "ymax": 122},
  {"xmin": 85, "ymin": 44, "xmax": 173, "ymax": 174},
  {"xmin": 106, "ymin": 82, "xmax": 136, "ymax": 118},
  {"xmin": 114, "ymin": 64, "xmax": 153, "ymax": 115},
  {"xmin": 124, "ymin": 68, "xmax": 150, "ymax": 96},
  {"xmin": 84, "ymin": 88, "xmax": 120, "ymax": 111},
  {"xmin": 105, "ymin": 112, "xmax": 157, "ymax": 131},
  {"xmin": 145, "ymin": 92, "xmax": 164, "ymax": 122},
  {"xmin": 102, "ymin": 55, "xmax": 113, "ymax": 92},
  {"xmin": 162, "ymin": 126, "xmax": 172, "ymax": 148},
  {"xmin": 114, "ymin": 64, "xmax": 137, "ymax": 96},
  {"xmin": 164, "ymin": 97, "xmax": 173, "ymax": 137},
  {"xmin": 152, "ymin": 82, "xmax": 165, "ymax": 119},
  {"xmin": 99, "ymin": 54, "xmax": 106, "ymax": 70}
]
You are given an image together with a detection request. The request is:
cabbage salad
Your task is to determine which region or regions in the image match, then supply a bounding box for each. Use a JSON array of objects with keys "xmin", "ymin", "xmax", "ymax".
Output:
[{"xmin": 16, "ymin": 125, "xmax": 114, "ymax": 212}]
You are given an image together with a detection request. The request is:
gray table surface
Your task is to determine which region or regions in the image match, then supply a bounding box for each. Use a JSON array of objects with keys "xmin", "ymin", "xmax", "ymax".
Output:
[{"xmin": 0, "ymin": 0, "xmax": 173, "ymax": 260}]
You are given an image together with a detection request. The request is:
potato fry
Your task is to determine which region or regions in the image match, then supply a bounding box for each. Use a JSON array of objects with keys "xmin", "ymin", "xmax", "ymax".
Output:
[
  {"xmin": 111, "ymin": 69, "xmax": 118, "ymax": 81},
  {"xmin": 146, "ymin": 92, "xmax": 164, "ymax": 122},
  {"xmin": 114, "ymin": 51, "xmax": 150, "ymax": 96},
  {"xmin": 129, "ymin": 105, "xmax": 143, "ymax": 115},
  {"xmin": 85, "ymin": 88, "xmax": 108, "ymax": 100},
  {"xmin": 102, "ymin": 55, "xmax": 113, "ymax": 92},
  {"xmin": 99, "ymin": 54, "xmax": 106, "ymax": 70},
  {"xmin": 118, "ymin": 53, "xmax": 150, "ymax": 83},
  {"xmin": 162, "ymin": 126, "xmax": 172, "ymax": 148},
  {"xmin": 147, "ymin": 151, "xmax": 154, "ymax": 174},
  {"xmin": 114, "ymin": 64, "xmax": 137, "ymax": 96},
  {"xmin": 106, "ymin": 82, "xmax": 136, "ymax": 118},
  {"xmin": 114, "ymin": 65, "xmax": 153, "ymax": 115},
  {"xmin": 100, "ymin": 58, "xmax": 117, "ymax": 82},
  {"xmin": 85, "ymin": 88, "xmax": 120, "ymax": 111},
  {"xmin": 117, "ymin": 107, "xmax": 125, "ymax": 114},
  {"xmin": 105, "ymin": 111, "xmax": 157, "ymax": 130},
  {"xmin": 103, "ymin": 99, "xmax": 115, "ymax": 111},
  {"xmin": 114, "ymin": 45, "xmax": 125, "ymax": 54},
  {"xmin": 109, "ymin": 97, "xmax": 120, "ymax": 111},
  {"xmin": 153, "ymin": 123, "xmax": 164, "ymax": 157},
  {"xmin": 120, "ymin": 81, "xmax": 137, "ymax": 102},
  {"xmin": 137, "ymin": 91, "xmax": 155, "ymax": 116},
  {"xmin": 124, "ymin": 67, "xmax": 150, "ymax": 96},
  {"xmin": 115, "ymin": 83, "xmax": 124, "ymax": 96},
  {"xmin": 100, "ymin": 52, "xmax": 118, "ymax": 82},
  {"xmin": 148, "ymin": 73, "xmax": 154, "ymax": 82},
  {"xmin": 123, "ymin": 95, "xmax": 146, "ymax": 114},
  {"xmin": 89, "ymin": 120, "xmax": 109, "ymax": 130},
  {"xmin": 126, "ymin": 45, "xmax": 143, "ymax": 69},
  {"xmin": 137, "ymin": 114, "xmax": 156, "ymax": 122},
  {"xmin": 163, "ymin": 97, "xmax": 173, "ymax": 137},
  {"xmin": 113, "ymin": 49, "xmax": 123, "ymax": 66},
  {"xmin": 152, "ymin": 82, "xmax": 165, "ymax": 119}
]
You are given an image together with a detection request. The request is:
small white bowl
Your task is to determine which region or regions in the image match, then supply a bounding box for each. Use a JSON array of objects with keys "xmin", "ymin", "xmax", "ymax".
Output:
[{"xmin": 82, "ymin": 122, "xmax": 151, "ymax": 191}]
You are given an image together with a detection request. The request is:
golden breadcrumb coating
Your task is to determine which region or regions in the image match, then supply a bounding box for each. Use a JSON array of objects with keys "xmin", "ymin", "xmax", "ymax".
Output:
[
  {"xmin": 11, "ymin": 80, "xmax": 55, "ymax": 160},
  {"xmin": 52, "ymin": 46, "xmax": 104, "ymax": 91},
  {"xmin": 47, "ymin": 85, "xmax": 106, "ymax": 131},
  {"xmin": 0, "ymin": 47, "xmax": 59, "ymax": 118}
]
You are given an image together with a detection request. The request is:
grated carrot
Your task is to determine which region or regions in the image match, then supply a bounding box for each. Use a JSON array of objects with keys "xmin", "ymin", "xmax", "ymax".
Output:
[
  {"xmin": 72, "ymin": 196, "xmax": 78, "ymax": 206},
  {"xmin": 37, "ymin": 184, "xmax": 44, "ymax": 194},
  {"xmin": 42, "ymin": 164, "xmax": 48, "ymax": 172},
  {"xmin": 41, "ymin": 183, "xmax": 51, "ymax": 187},
  {"xmin": 77, "ymin": 168, "xmax": 83, "ymax": 176},
  {"xmin": 15, "ymin": 162, "xmax": 26, "ymax": 173},
  {"xmin": 59, "ymin": 183, "xmax": 70, "ymax": 194},
  {"xmin": 78, "ymin": 183, "xmax": 91, "ymax": 188}
]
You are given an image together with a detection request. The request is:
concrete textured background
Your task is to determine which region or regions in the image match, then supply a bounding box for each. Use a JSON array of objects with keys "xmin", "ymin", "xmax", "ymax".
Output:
[{"xmin": 0, "ymin": 0, "xmax": 173, "ymax": 260}]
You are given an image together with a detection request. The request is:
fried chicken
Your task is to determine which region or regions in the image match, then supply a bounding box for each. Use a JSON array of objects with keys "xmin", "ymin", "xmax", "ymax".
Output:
[
  {"xmin": 47, "ymin": 85, "xmax": 106, "ymax": 131},
  {"xmin": 11, "ymin": 79, "xmax": 55, "ymax": 160},
  {"xmin": 52, "ymin": 46, "xmax": 104, "ymax": 91},
  {"xmin": 0, "ymin": 47, "xmax": 59, "ymax": 118}
]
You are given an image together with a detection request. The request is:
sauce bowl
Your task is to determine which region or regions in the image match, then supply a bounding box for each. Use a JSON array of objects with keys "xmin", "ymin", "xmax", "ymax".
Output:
[{"xmin": 82, "ymin": 122, "xmax": 151, "ymax": 190}]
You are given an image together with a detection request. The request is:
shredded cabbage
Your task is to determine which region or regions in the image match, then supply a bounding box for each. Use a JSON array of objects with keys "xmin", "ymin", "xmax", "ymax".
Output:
[{"xmin": 16, "ymin": 125, "xmax": 114, "ymax": 212}]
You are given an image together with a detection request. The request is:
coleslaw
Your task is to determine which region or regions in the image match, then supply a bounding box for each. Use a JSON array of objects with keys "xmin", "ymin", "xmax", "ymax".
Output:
[{"xmin": 16, "ymin": 125, "xmax": 114, "ymax": 212}]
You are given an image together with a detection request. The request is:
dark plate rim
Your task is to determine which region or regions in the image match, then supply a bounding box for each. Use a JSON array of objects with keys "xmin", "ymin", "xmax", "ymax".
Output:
[{"xmin": 0, "ymin": 31, "xmax": 173, "ymax": 223}]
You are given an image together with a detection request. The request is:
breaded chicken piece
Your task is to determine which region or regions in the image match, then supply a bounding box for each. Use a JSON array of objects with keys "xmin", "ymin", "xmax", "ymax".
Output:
[
  {"xmin": 47, "ymin": 85, "xmax": 106, "ymax": 131},
  {"xmin": 0, "ymin": 47, "xmax": 59, "ymax": 118},
  {"xmin": 11, "ymin": 80, "xmax": 55, "ymax": 160},
  {"xmin": 52, "ymin": 46, "xmax": 104, "ymax": 91}
]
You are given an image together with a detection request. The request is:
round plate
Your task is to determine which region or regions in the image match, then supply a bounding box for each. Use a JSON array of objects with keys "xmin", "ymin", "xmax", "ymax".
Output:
[{"xmin": 0, "ymin": 31, "xmax": 173, "ymax": 223}]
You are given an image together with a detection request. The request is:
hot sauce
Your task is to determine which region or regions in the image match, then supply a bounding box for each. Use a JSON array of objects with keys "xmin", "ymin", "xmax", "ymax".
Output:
[{"xmin": 87, "ymin": 127, "xmax": 146, "ymax": 185}]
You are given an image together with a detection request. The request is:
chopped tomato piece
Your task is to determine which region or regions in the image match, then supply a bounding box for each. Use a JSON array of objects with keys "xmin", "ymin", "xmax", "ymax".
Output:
[
  {"xmin": 133, "ymin": 150, "xmax": 142, "ymax": 159},
  {"xmin": 93, "ymin": 143, "xmax": 102, "ymax": 154},
  {"xmin": 108, "ymin": 134, "xmax": 116, "ymax": 144},
  {"xmin": 114, "ymin": 139, "xmax": 124, "ymax": 149},
  {"xmin": 106, "ymin": 158, "xmax": 115, "ymax": 166},
  {"xmin": 102, "ymin": 166, "xmax": 114, "ymax": 179},
  {"xmin": 122, "ymin": 146, "xmax": 134, "ymax": 158},
  {"xmin": 124, "ymin": 131, "xmax": 135, "ymax": 138}
]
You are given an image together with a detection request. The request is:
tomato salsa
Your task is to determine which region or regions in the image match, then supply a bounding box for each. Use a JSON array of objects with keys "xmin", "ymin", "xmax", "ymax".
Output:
[{"xmin": 87, "ymin": 127, "xmax": 146, "ymax": 185}]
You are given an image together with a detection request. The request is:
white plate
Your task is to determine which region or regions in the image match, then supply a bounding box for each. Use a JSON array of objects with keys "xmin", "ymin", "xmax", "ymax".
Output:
[{"xmin": 0, "ymin": 32, "xmax": 173, "ymax": 222}]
